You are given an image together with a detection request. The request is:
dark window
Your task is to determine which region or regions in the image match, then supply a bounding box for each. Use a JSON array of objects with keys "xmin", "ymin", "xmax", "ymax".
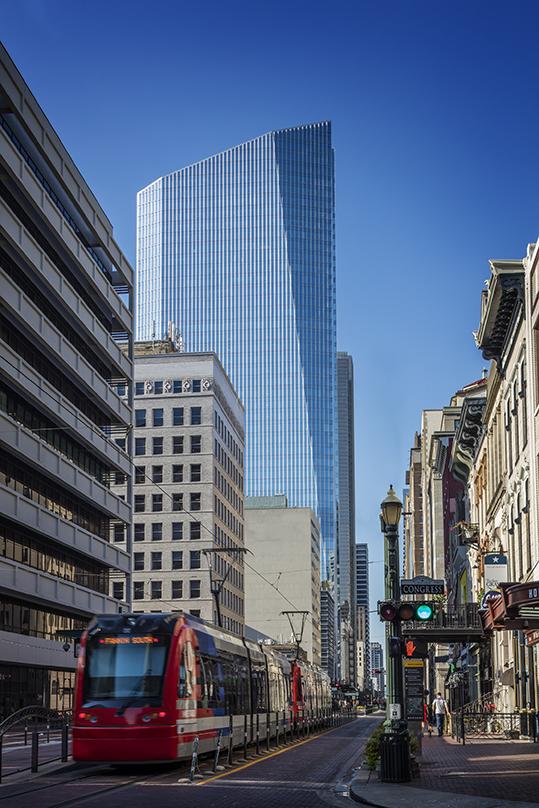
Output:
[
  {"xmin": 172, "ymin": 522, "xmax": 183, "ymax": 540},
  {"xmin": 153, "ymin": 437, "xmax": 163, "ymax": 455},
  {"xmin": 191, "ymin": 435, "xmax": 201, "ymax": 454},
  {"xmin": 172, "ymin": 581, "xmax": 183, "ymax": 599},
  {"xmin": 112, "ymin": 581, "xmax": 124, "ymax": 600},
  {"xmin": 134, "ymin": 495, "xmax": 145, "ymax": 513},
  {"xmin": 134, "ymin": 553, "xmax": 145, "ymax": 571},
  {"xmin": 190, "ymin": 464, "xmax": 201, "ymax": 482},
  {"xmin": 173, "ymin": 407, "xmax": 184, "ymax": 426},
  {"xmin": 172, "ymin": 464, "xmax": 184, "ymax": 483},
  {"xmin": 173, "ymin": 436, "xmax": 184, "ymax": 454},
  {"xmin": 151, "ymin": 552, "xmax": 162, "ymax": 571},
  {"xmin": 151, "ymin": 580, "xmax": 162, "ymax": 599},
  {"xmin": 135, "ymin": 409, "xmax": 146, "ymax": 427},
  {"xmin": 135, "ymin": 466, "xmax": 145, "ymax": 484},
  {"xmin": 191, "ymin": 407, "xmax": 202, "ymax": 425},
  {"xmin": 135, "ymin": 382, "xmax": 145, "ymax": 396},
  {"xmin": 153, "ymin": 408, "xmax": 164, "ymax": 427},
  {"xmin": 190, "ymin": 522, "xmax": 201, "ymax": 540},
  {"xmin": 190, "ymin": 493, "xmax": 201, "ymax": 511},
  {"xmin": 190, "ymin": 550, "xmax": 201, "ymax": 570},
  {"xmin": 135, "ymin": 438, "xmax": 146, "ymax": 456},
  {"xmin": 192, "ymin": 380, "xmax": 201, "ymax": 393},
  {"xmin": 154, "ymin": 381, "xmax": 163, "ymax": 395},
  {"xmin": 173, "ymin": 380, "xmax": 182, "ymax": 394},
  {"xmin": 134, "ymin": 523, "xmax": 145, "ymax": 542},
  {"xmin": 152, "ymin": 465, "xmax": 163, "ymax": 483},
  {"xmin": 172, "ymin": 551, "xmax": 183, "ymax": 570},
  {"xmin": 152, "ymin": 494, "xmax": 163, "ymax": 512},
  {"xmin": 190, "ymin": 609, "xmax": 200, "ymax": 617},
  {"xmin": 190, "ymin": 579, "xmax": 201, "ymax": 598},
  {"xmin": 113, "ymin": 524, "xmax": 124, "ymax": 542},
  {"xmin": 172, "ymin": 493, "xmax": 183, "ymax": 512},
  {"xmin": 133, "ymin": 581, "xmax": 144, "ymax": 599},
  {"xmin": 114, "ymin": 471, "xmax": 127, "ymax": 484},
  {"xmin": 151, "ymin": 523, "xmax": 163, "ymax": 541}
]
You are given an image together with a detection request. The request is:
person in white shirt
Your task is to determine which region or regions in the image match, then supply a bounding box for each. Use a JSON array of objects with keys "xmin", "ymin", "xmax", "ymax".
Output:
[{"xmin": 432, "ymin": 692, "xmax": 448, "ymax": 736}]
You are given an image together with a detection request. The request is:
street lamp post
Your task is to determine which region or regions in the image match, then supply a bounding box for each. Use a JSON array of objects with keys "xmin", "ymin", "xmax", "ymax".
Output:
[{"xmin": 380, "ymin": 485, "xmax": 404, "ymax": 726}]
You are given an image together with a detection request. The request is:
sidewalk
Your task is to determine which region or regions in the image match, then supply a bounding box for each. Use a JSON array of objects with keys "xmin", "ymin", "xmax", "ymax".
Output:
[{"xmin": 351, "ymin": 734, "xmax": 539, "ymax": 807}]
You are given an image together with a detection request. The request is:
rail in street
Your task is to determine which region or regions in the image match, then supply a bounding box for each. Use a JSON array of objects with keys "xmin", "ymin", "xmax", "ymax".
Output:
[{"xmin": 0, "ymin": 714, "xmax": 381, "ymax": 808}]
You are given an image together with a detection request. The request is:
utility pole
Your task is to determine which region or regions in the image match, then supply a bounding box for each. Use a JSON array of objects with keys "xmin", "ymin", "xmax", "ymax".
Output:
[
  {"xmin": 203, "ymin": 547, "xmax": 250, "ymax": 628},
  {"xmin": 281, "ymin": 610, "xmax": 309, "ymax": 658}
]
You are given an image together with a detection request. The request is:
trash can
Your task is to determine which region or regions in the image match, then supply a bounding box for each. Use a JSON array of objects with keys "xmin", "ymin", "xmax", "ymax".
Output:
[{"xmin": 380, "ymin": 730, "xmax": 411, "ymax": 783}]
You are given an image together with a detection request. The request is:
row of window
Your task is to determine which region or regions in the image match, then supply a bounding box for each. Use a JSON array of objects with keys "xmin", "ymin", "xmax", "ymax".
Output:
[
  {"xmin": 133, "ymin": 578, "xmax": 201, "ymax": 599},
  {"xmin": 0, "ymin": 596, "xmax": 86, "ymax": 642},
  {"xmin": 134, "ymin": 464, "xmax": 201, "ymax": 485},
  {"xmin": 134, "ymin": 492, "xmax": 201, "ymax": 513},
  {"xmin": 135, "ymin": 406, "xmax": 201, "ymax": 428},
  {"xmin": 214, "ymin": 467, "xmax": 243, "ymax": 516},
  {"xmin": 214, "ymin": 411, "xmax": 243, "ymax": 466},
  {"xmin": 134, "ymin": 379, "xmax": 204, "ymax": 396},
  {"xmin": 133, "ymin": 435, "xmax": 201, "ymax": 456},
  {"xmin": 137, "ymin": 521, "xmax": 201, "ymax": 541},
  {"xmin": 214, "ymin": 438, "xmax": 243, "ymax": 489},
  {"xmin": 133, "ymin": 549, "xmax": 201, "ymax": 571},
  {"xmin": 215, "ymin": 495, "xmax": 243, "ymax": 540}
]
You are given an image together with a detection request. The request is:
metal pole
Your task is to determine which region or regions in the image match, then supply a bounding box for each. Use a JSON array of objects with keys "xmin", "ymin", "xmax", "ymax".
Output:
[
  {"xmin": 0, "ymin": 735, "xmax": 3, "ymax": 784},
  {"xmin": 227, "ymin": 715, "xmax": 233, "ymax": 766},
  {"xmin": 31, "ymin": 730, "xmax": 38, "ymax": 773},
  {"xmin": 243, "ymin": 714, "xmax": 248, "ymax": 760},
  {"xmin": 386, "ymin": 523, "xmax": 404, "ymax": 718},
  {"xmin": 189, "ymin": 736, "xmax": 199, "ymax": 782},
  {"xmin": 61, "ymin": 722, "xmax": 68, "ymax": 762},
  {"xmin": 256, "ymin": 713, "xmax": 260, "ymax": 755},
  {"xmin": 266, "ymin": 713, "xmax": 270, "ymax": 751}
]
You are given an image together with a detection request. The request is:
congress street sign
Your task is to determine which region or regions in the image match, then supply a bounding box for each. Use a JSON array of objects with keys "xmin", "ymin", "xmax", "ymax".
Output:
[{"xmin": 401, "ymin": 576, "xmax": 445, "ymax": 595}]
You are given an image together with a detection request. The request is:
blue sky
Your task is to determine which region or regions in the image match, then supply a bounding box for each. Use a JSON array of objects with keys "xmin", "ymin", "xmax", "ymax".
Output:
[{"xmin": 3, "ymin": 0, "xmax": 539, "ymax": 643}]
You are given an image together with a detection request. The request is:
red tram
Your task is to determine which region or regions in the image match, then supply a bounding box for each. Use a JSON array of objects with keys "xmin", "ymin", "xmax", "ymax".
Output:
[{"xmin": 73, "ymin": 611, "xmax": 331, "ymax": 762}]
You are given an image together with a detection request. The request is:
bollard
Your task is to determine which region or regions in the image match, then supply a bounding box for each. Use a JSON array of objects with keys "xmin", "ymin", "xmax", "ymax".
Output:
[
  {"xmin": 256, "ymin": 713, "xmax": 260, "ymax": 755},
  {"xmin": 189, "ymin": 736, "xmax": 200, "ymax": 782},
  {"xmin": 24, "ymin": 724, "xmax": 28, "ymax": 746},
  {"xmin": 227, "ymin": 715, "xmax": 233, "ymax": 766},
  {"xmin": 61, "ymin": 722, "xmax": 68, "ymax": 762},
  {"xmin": 31, "ymin": 730, "xmax": 39, "ymax": 773},
  {"xmin": 461, "ymin": 711, "xmax": 466, "ymax": 746},
  {"xmin": 46, "ymin": 722, "xmax": 50, "ymax": 744},
  {"xmin": 243, "ymin": 714, "xmax": 248, "ymax": 760},
  {"xmin": 209, "ymin": 729, "xmax": 223, "ymax": 773},
  {"xmin": 266, "ymin": 713, "xmax": 271, "ymax": 751},
  {"xmin": 275, "ymin": 711, "xmax": 280, "ymax": 746},
  {"xmin": 0, "ymin": 735, "xmax": 3, "ymax": 784}
]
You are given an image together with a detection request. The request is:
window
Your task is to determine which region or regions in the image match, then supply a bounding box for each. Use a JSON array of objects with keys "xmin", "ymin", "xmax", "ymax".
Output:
[
  {"xmin": 153, "ymin": 408, "xmax": 164, "ymax": 427},
  {"xmin": 172, "ymin": 464, "xmax": 184, "ymax": 483},
  {"xmin": 172, "ymin": 522, "xmax": 183, "ymax": 540},
  {"xmin": 151, "ymin": 552, "xmax": 162, "ymax": 571},
  {"xmin": 135, "ymin": 438, "xmax": 146, "ymax": 456},
  {"xmin": 151, "ymin": 523, "xmax": 163, "ymax": 541},
  {"xmin": 135, "ymin": 382, "xmax": 145, "ymax": 396},
  {"xmin": 115, "ymin": 437, "xmax": 126, "ymax": 451},
  {"xmin": 134, "ymin": 495, "xmax": 145, "ymax": 513},
  {"xmin": 172, "ymin": 550, "xmax": 183, "ymax": 570},
  {"xmin": 135, "ymin": 409, "xmax": 146, "ymax": 427},
  {"xmin": 112, "ymin": 581, "xmax": 124, "ymax": 600},
  {"xmin": 173, "ymin": 407, "xmax": 184, "ymax": 426},
  {"xmin": 152, "ymin": 465, "xmax": 163, "ymax": 483},
  {"xmin": 190, "ymin": 493, "xmax": 201, "ymax": 511},
  {"xmin": 190, "ymin": 579, "xmax": 201, "ymax": 598},
  {"xmin": 153, "ymin": 437, "xmax": 163, "ymax": 455},
  {"xmin": 152, "ymin": 494, "xmax": 163, "ymax": 512},
  {"xmin": 191, "ymin": 609, "xmax": 200, "ymax": 617},
  {"xmin": 114, "ymin": 471, "xmax": 127, "ymax": 484},
  {"xmin": 172, "ymin": 581, "xmax": 183, "ymax": 599},
  {"xmin": 133, "ymin": 581, "xmax": 144, "ymax": 599},
  {"xmin": 134, "ymin": 524, "xmax": 145, "ymax": 542},
  {"xmin": 134, "ymin": 553, "xmax": 145, "ymax": 571},
  {"xmin": 191, "ymin": 407, "xmax": 202, "ymax": 425},
  {"xmin": 151, "ymin": 580, "xmax": 162, "ymax": 599},
  {"xmin": 192, "ymin": 380, "xmax": 201, "ymax": 393},
  {"xmin": 154, "ymin": 381, "xmax": 163, "ymax": 395},
  {"xmin": 113, "ymin": 524, "xmax": 124, "ymax": 542},
  {"xmin": 172, "ymin": 493, "xmax": 183, "ymax": 512},
  {"xmin": 190, "ymin": 522, "xmax": 201, "ymax": 540},
  {"xmin": 173, "ymin": 436, "xmax": 184, "ymax": 454},
  {"xmin": 173, "ymin": 380, "xmax": 182, "ymax": 394},
  {"xmin": 190, "ymin": 464, "xmax": 201, "ymax": 482},
  {"xmin": 190, "ymin": 550, "xmax": 201, "ymax": 570},
  {"xmin": 191, "ymin": 435, "xmax": 201, "ymax": 454},
  {"xmin": 133, "ymin": 466, "xmax": 145, "ymax": 485}
]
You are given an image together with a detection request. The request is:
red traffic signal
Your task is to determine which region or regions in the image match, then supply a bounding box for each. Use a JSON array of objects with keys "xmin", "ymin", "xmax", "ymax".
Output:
[{"xmin": 379, "ymin": 602, "xmax": 397, "ymax": 621}]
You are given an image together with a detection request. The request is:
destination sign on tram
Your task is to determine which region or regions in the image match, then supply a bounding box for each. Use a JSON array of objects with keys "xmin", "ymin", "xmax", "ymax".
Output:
[{"xmin": 401, "ymin": 576, "xmax": 445, "ymax": 595}]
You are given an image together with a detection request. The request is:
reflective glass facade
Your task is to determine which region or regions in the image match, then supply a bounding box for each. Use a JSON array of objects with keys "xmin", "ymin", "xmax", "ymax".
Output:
[{"xmin": 137, "ymin": 122, "xmax": 337, "ymax": 575}]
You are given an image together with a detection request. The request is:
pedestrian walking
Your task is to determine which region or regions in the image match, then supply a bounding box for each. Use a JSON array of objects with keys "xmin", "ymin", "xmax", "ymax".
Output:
[
  {"xmin": 432, "ymin": 692, "xmax": 449, "ymax": 737},
  {"xmin": 423, "ymin": 701, "xmax": 433, "ymax": 736}
]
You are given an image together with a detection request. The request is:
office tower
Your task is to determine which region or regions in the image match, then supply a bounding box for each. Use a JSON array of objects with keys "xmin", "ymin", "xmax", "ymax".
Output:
[
  {"xmin": 244, "ymin": 495, "xmax": 320, "ymax": 664},
  {"xmin": 336, "ymin": 352, "xmax": 356, "ymax": 683},
  {"xmin": 356, "ymin": 544, "xmax": 370, "ymax": 689},
  {"xmin": 136, "ymin": 122, "xmax": 337, "ymax": 577},
  {"xmin": 320, "ymin": 581, "xmax": 336, "ymax": 680},
  {"xmin": 113, "ymin": 342, "xmax": 245, "ymax": 635},
  {"xmin": 0, "ymin": 44, "xmax": 133, "ymax": 716},
  {"xmin": 371, "ymin": 642, "xmax": 385, "ymax": 696}
]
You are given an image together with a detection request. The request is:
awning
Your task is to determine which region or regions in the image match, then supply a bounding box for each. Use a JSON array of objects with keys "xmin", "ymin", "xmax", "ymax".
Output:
[{"xmin": 480, "ymin": 582, "xmax": 539, "ymax": 632}]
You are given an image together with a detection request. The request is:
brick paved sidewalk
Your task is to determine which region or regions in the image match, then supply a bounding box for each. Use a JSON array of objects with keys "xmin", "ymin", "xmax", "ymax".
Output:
[{"xmin": 410, "ymin": 734, "xmax": 539, "ymax": 804}]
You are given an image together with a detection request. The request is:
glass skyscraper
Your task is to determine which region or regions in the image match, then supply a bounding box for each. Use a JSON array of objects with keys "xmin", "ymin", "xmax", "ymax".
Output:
[{"xmin": 136, "ymin": 122, "xmax": 337, "ymax": 576}]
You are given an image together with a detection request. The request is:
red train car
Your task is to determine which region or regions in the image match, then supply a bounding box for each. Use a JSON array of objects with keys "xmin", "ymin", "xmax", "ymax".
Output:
[{"xmin": 73, "ymin": 611, "xmax": 331, "ymax": 763}]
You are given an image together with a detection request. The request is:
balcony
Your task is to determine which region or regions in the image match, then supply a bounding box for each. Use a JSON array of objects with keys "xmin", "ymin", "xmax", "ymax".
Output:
[{"xmin": 401, "ymin": 604, "xmax": 484, "ymax": 642}]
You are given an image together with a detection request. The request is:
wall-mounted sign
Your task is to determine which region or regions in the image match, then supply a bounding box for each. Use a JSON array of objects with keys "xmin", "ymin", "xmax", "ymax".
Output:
[
  {"xmin": 481, "ymin": 590, "xmax": 502, "ymax": 610},
  {"xmin": 401, "ymin": 576, "xmax": 445, "ymax": 595},
  {"xmin": 483, "ymin": 554, "xmax": 508, "ymax": 590},
  {"xmin": 525, "ymin": 629, "xmax": 539, "ymax": 647}
]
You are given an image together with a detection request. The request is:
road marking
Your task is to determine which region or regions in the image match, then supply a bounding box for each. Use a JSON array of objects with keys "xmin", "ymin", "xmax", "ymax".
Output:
[{"xmin": 196, "ymin": 723, "xmax": 350, "ymax": 786}]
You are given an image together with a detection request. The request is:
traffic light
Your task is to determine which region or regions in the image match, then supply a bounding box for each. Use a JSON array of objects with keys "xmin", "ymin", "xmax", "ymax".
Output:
[
  {"xmin": 378, "ymin": 601, "xmax": 435, "ymax": 622},
  {"xmin": 389, "ymin": 637, "xmax": 402, "ymax": 658},
  {"xmin": 378, "ymin": 601, "xmax": 398, "ymax": 621},
  {"xmin": 403, "ymin": 638, "xmax": 428, "ymax": 658}
]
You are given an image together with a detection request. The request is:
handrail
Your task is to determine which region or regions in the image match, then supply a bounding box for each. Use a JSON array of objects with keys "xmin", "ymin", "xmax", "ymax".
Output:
[{"xmin": 0, "ymin": 706, "xmax": 70, "ymax": 736}]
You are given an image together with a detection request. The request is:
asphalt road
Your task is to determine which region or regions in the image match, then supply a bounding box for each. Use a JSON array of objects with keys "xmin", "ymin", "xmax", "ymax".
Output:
[{"xmin": 0, "ymin": 715, "xmax": 381, "ymax": 808}]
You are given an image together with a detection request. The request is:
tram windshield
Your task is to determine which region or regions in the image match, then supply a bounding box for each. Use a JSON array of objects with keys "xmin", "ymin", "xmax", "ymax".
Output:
[{"xmin": 83, "ymin": 634, "xmax": 170, "ymax": 708}]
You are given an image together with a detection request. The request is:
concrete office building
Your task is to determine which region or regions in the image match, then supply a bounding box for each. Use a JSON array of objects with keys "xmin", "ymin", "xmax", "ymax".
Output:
[
  {"xmin": 244, "ymin": 496, "xmax": 321, "ymax": 664},
  {"xmin": 136, "ymin": 123, "xmax": 337, "ymax": 580},
  {"xmin": 320, "ymin": 581, "xmax": 336, "ymax": 680},
  {"xmin": 336, "ymin": 352, "xmax": 357, "ymax": 685},
  {"xmin": 355, "ymin": 544, "xmax": 370, "ymax": 690},
  {"xmin": 371, "ymin": 642, "xmax": 385, "ymax": 697},
  {"xmin": 113, "ymin": 343, "xmax": 245, "ymax": 635},
  {"xmin": 0, "ymin": 44, "xmax": 133, "ymax": 716}
]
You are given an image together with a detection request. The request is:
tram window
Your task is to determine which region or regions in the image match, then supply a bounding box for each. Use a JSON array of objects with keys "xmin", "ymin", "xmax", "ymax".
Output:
[{"xmin": 196, "ymin": 653, "xmax": 224, "ymax": 709}]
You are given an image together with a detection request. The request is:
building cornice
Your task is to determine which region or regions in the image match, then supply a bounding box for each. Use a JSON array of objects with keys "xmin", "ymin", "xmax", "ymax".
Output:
[{"xmin": 475, "ymin": 260, "xmax": 524, "ymax": 373}]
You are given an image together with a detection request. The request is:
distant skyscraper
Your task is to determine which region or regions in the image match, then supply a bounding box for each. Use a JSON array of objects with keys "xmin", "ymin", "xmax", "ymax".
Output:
[
  {"xmin": 356, "ymin": 543, "xmax": 370, "ymax": 687},
  {"xmin": 371, "ymin": 642, "xmax": 385, "ymax": 696},
  {"xmin": 137, "ymin": 122, "xmax": 337, "ymax": 575}
]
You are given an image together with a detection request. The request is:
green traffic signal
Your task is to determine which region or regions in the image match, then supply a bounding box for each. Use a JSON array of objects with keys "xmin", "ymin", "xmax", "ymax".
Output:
[{"xmin": 415, "ymin": 602, "xmax": 434, "ymax": 621}]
